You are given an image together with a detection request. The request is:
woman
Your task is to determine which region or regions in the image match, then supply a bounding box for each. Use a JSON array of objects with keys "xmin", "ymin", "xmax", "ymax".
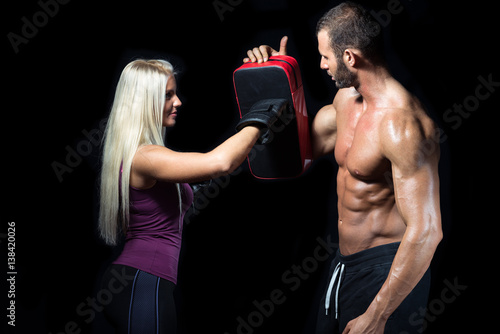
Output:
[{"xmin": 99, "ymin": 59, "xmax": 279, "ymax": 333}]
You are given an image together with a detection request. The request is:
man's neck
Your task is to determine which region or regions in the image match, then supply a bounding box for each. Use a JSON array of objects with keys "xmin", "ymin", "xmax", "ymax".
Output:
[{"xmin": 354, "ymin": 65, "xmax": 394, "ymax": 108}]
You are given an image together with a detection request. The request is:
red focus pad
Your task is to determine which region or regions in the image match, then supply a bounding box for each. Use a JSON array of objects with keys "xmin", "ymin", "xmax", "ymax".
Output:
[{"xmin": 233, "ymin": 55, "xmax": 312, "ymax": 179}]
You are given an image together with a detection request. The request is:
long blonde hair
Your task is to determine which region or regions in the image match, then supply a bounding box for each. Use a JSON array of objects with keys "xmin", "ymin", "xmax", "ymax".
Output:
[{"xmin": 99, "ymin": 59, "xmax": 175, "ymax": 245}]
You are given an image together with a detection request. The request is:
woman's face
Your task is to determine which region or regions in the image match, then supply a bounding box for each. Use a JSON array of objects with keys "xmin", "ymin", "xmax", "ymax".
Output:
[{"xmin": 163, "ymin": 76, "xmax": 182, "ymax": 127}]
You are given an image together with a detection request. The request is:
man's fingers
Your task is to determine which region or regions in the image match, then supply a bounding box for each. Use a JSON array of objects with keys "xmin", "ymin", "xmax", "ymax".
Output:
[
  {"xmin": 246, "ymin": 49, "xmax": 257, "ymax": 63},
  {"xmin": 278, "ymin": 35, "xmax": 288, "ymax": 55},
  {"xmin": 252, "ymin": 47, "xmax": 265, "ymax": 63},
  {"xmin": 244, "ymin": 42, "xmax": 283, "ymax": 64},
  {"xmin": 258, "ymin": 45, "xmax": 271, "ymax": 62}
]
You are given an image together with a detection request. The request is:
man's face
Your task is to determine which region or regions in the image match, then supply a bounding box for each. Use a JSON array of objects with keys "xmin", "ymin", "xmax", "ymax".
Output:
[{"xmin": 318, "ymin": 29, "xmax": 356, "ymax": 89}]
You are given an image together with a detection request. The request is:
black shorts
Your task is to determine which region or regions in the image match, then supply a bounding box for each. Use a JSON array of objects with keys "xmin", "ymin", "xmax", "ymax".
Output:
[
  {"xmin": 101, "ymin": 264, "xmax": 178, "ymax": 334},
  {"xmin": 316, "ymin": 242, "xmax": 430, "ymax": 334}
]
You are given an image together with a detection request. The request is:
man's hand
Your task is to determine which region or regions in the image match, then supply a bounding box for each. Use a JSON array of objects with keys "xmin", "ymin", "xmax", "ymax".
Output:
[
  {"xmin": 243, "ymin": 36, "xmax": 288, "ymax": 63},
  {"xmin": 342, "ymin": 312, "xmax": 386, "ymax": 334}
]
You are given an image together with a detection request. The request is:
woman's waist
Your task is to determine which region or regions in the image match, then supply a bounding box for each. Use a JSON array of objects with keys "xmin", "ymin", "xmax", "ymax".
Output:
[
  {"xmin": 119, "ymin": 237, "xmax": 180, "ymax": 259},
  {"xmin": 113, "ymin": 238, "xmax": 181, "ymax": 284}
]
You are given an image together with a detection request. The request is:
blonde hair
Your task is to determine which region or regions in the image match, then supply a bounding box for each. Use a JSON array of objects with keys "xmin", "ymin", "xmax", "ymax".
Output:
[{"xmin": 99, "ymin": 59, "xmax": 175, "ymax": 245}]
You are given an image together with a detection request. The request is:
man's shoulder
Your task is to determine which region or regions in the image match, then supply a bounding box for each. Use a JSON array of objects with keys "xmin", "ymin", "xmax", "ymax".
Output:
[
  {"xmin": 379, "ymin": 102, "xmax": 439, "ymax": 166},
  {"xmin": 333, "ymin": 87, "xmax": 362, "ymax": 110},
  {"xmin": 381, "ymin": 92, "xmax": 434, "ymax": 133}
]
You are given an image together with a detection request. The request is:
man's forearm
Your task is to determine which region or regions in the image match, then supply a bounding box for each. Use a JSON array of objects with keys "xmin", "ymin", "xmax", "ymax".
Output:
[{"xmin": 366, "ymin": 225, "xmax": 442, "ymax": 321}]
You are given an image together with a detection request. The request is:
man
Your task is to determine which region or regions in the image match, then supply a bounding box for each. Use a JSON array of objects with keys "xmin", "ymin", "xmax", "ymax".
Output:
[{"xmin": 244, "ymin": 2, "xmax": 442, "ymax": 333}]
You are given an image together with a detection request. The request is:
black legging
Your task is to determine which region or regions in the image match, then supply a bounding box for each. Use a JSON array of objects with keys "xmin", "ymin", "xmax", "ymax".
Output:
[{"xmin": 101, "ymin": 264, "xmax": 178, "ymax": 333}]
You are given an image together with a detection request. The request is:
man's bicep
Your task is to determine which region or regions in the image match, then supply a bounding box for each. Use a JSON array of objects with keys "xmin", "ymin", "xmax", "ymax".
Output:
[
  {"xmin": 311, "ymin": 104, "xmax": 337, "ymax": 158},
  {"xmin": 383, "ymin": 117, "xmax": 441, "ymax": 229},
  {"xmin": 392, "ymin": 161, "xmax": 441, "ymax": 228}
]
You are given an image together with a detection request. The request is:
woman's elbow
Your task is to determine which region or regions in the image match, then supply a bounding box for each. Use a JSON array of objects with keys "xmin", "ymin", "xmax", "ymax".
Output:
[{"xmin": 210, "ymin": 153, "xmax": 236, "ymax": 178}]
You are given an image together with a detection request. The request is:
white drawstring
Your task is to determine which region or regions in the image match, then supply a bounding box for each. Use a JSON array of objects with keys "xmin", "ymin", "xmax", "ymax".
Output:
[{"xmin": 325, "ymin": 262, "xmax": 345, "ymax": 318}]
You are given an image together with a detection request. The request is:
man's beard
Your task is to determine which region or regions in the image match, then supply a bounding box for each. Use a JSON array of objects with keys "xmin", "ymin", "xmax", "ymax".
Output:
[{"xmin": 334, "ymin": 57, "xmax": 357, "ymax": 89}]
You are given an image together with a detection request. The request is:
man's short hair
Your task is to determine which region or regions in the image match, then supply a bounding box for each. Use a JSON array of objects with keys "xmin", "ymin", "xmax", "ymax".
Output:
[{"xmin": 316, "ymin": 2, "xmax": 384, "ymax": 64}]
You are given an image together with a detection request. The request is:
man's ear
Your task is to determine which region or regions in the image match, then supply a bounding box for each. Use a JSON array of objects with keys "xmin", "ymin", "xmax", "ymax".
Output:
[{"xmin": 343, "ymin": 49, "xmax": 359, "ymax": 68}]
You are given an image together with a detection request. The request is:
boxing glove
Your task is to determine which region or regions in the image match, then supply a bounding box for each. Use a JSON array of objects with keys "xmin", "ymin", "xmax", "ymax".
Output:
[{"xmin": 236, "ymin": 98, "xmax": 293, "ymax": 144}]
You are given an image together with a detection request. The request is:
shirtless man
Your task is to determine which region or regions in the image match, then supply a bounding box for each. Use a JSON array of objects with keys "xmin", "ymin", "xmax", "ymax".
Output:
[{"xmin": 244, "ymin": 2, "xmax": 442, "ymax": 333}]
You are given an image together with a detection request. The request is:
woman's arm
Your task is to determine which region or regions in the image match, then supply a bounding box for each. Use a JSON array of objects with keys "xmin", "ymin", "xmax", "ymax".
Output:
[{"xmin": 133, "ymin": 126, "xmax": 260, "ymax": 184}]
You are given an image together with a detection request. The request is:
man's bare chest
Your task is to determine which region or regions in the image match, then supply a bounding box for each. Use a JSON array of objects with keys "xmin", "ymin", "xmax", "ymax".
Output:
[{"xmin": 334, "ymin": 106, "xmax": 390, "ymax": 182}]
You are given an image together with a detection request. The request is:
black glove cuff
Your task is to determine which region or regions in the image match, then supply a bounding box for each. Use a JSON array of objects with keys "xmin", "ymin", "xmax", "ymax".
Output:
[{"xmin": 235, "ymin": 99, "xmax": 293, "ymax": 141}]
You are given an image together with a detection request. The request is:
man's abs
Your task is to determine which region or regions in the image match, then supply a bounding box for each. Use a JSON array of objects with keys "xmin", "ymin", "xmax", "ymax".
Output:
[{"xmin": 337, "ymin": 166, "xmax": 407, "ymax": 255}]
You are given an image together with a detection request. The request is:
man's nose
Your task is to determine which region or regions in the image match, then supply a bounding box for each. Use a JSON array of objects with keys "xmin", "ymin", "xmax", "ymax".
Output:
[{"xmin": 320, "ymin": 58, "xmax": 328, "ymax": 70}]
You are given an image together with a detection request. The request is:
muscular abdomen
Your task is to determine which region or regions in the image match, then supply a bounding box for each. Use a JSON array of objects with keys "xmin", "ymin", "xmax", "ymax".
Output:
[{"xmin": 337, "ymin": 167, "xmax": 406, "ymax": 255}]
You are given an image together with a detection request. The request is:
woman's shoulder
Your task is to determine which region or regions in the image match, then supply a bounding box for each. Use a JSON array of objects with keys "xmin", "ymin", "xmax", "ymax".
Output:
[{"xmin": 130, "ymin": 145, "xmax": 169, "ymax": 189}]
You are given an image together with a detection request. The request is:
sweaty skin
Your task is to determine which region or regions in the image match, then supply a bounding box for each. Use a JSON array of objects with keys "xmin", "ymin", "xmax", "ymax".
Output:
[
  {"xmin": 246, "ymin": 34, "xmax": 442, "ymax": 333},
  {"xmin": 333, "ymin": 86, "xmax": 436, "ymax": 255}
]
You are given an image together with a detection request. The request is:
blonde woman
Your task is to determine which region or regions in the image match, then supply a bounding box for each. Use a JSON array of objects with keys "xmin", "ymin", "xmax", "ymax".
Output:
[{"xmin": 99, "ymin": 59, "xmax": 283, "ymax": 333}]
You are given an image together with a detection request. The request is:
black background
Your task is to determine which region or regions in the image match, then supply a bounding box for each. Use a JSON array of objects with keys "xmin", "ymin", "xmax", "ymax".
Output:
[{"xmin": 3, "ymin": 0, "xmax": 498, "ymax": 333}]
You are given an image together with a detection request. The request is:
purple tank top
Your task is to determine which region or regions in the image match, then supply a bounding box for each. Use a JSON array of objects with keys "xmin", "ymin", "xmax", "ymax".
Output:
[{"xmin": 113, "ymin": 181, "xmax": 193, "ymax": 284}]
